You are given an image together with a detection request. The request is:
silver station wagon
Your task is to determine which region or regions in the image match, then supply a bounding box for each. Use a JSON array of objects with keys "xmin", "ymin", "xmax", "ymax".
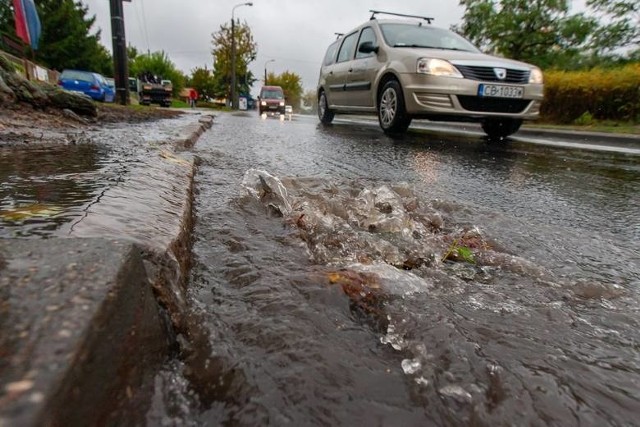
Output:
[{"xmin": 317, "ymin": 11, "xmax": 544, "ymax": 138}]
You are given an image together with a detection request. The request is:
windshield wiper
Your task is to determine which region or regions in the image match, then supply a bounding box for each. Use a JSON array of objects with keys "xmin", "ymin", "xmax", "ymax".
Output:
[
  {"xmin": 393, "ymin": 44, "xmax": 472, "ymax": 52},
  {"xmin": 394, "ymin": 44, "xmax": 436, "ymax": 48}
]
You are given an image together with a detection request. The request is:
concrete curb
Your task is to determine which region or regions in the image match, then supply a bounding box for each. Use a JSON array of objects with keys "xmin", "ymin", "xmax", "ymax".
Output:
[
  {"xmin": 0, "ymin": 114, "xmax": 214, "ymax": 426},
  {"xmin": 0, "ymin": 239, "xmax": 170, "ymax": 427},
  {"xmin": 518, "ymin": 126, "xmax": 640, "ymax": 147},
  {"xmin": 336, "ymin": 115, "xmax": 640, "ymax": 147},
  {"xmin": 413, "ymin": 121, "xmax": 640, "ymax": 147}
]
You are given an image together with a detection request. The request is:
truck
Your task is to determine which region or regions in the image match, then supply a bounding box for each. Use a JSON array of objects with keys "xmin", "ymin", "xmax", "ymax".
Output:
[{"xmin": 137, "ymin": 72, "xmax": 172, "ymax": 107}]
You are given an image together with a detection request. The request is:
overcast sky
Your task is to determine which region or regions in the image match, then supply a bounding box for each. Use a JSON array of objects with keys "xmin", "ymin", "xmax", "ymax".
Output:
[
  {"xmin": 80, "ymin": 1, "xmax": 589, "ymax": 94},
  {"xmin": 80, "ymin": 0, "xmax": 465, "ymax": 94}
]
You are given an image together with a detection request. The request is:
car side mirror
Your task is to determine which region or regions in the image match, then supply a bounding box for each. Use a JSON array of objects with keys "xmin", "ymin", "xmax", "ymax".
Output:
[{"xmin": 358, "ymin": 41, "xmax": 379, "ymax": 54}]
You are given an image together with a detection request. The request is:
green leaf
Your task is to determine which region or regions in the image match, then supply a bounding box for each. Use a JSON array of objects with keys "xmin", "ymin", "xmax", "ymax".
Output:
[{"xmin": 456, "ymin": 246, "xmax": 476, "ymax": 264}]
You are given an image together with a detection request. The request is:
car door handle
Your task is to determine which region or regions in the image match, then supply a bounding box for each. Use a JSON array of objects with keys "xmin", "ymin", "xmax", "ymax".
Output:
[{"xmin": 348, "ymin": 68, "xmax": 353, "ymax": 72}]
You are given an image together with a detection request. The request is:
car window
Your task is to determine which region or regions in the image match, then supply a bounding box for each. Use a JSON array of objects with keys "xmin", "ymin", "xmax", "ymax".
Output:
[
  {"xmin": 323, "ymin": 40, "xmax": 340, "ymax": 66},
  {"xmin": 379, "ymin": 23, "xmax": 480, "ymax": 52},
  {"xmin": 336, "ymin": 32, "xmax": 358, "ymax": 63},
  {"xmin": 261, "ymin": 89, "xmax": 283, "ymax": 99},
  {"xmin": 355, "ymin": 27, "xmax": 377, "ymax": 59},
  {"xmin": 61, "ymin": 70, "xmax": 93, "ymax": 82}
]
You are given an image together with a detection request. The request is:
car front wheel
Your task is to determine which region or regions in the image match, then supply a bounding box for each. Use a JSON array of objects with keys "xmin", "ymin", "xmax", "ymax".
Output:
[
  {"xmin": 481, "ymin": 118, "xmax": 523, "ymax": 139},
  {"xmin": 378, "ymin": 80, "xmax": 411, "ymax": 134},
  {"xmin": 317, "ymin": 91, "xmax": 334, "ymax": 124}
]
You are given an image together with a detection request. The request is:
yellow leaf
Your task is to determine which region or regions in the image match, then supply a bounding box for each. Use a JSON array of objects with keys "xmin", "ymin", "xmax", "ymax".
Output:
[{"xmin": 1, "ymin": 204, "xmax": 63, "ymax": 222}]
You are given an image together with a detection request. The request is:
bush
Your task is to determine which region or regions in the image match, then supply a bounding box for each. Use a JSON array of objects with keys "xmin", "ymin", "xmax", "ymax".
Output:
[{"xmin": 541, "ymin": 64, "xmax": 640, "ymax": 124}]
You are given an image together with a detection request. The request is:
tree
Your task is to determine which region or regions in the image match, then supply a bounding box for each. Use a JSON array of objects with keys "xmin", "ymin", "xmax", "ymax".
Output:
[
  {"xmin": 0, "ymin": 1, "xmax": 17, "ymax": 53},
  {"xmin": 586, "ymin": 0, "xmax": 639, "ymax": 56},
  {"xmin": 210, "ymin": 20, "xmax": 257, "ymax": 99},
  {"xmin": 129, "ymin": 50, "xmax": 185, "ymax": 95},
  {"xmin": 188, "ymin": 67, "xmax": 216, "ymax": 100},
  {"xmin": 266, "ymin": 71, "xmax": 303, "ymax": 111},
  {"xmin": 34, "ymin": 0, "xmax": 112, "ymax": 74},
  {"xmin": 455, "ymin": 0, "xmax": 598, "ymax": 69}
]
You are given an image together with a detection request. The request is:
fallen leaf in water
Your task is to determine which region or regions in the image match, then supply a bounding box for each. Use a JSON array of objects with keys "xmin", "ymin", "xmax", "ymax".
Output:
[
  {"xmin": 159, "ymin": 149, "xmax": 190, "ymax": 166},
  {"xmin": 0, "ymin": 204, "xmax": 63, "ymax": 222}
]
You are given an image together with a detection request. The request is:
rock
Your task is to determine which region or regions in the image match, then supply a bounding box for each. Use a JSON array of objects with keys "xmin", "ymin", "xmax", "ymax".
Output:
[
  {"xmin": 62, "ymin": 108, "xmax": 89, "ymax": 124},
  {"xmin": 44, "ymin": 86, "xmax": 97, "ymax": 117},
  {"xmin": 0, "ymin": 73, "xmax": 16, "ymax": 105},
  {"xmin": 13, "ymin": 78, "xmax": 50, "ymax": 109},
  {"xmin": 0, "ymin": 53, "xmax": 15, "ymax": 73}
]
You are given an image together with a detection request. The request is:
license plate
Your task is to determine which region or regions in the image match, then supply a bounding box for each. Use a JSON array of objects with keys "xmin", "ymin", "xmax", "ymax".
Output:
[{"xmin": 478, "ymin": 84, "xmax": 524, "ymax": 98}]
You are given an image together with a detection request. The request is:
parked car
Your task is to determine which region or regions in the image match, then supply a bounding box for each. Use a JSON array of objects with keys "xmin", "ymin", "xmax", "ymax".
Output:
[
  {"xmin": 104, "ymin": 77, "xmax": 116, "ymax": 103},
  {"xmin": 316, "ymin": 11, "xmax": 544, "ymax": 138},
  {"xmin": 57, "ymin": 69, "xmax": 115, "ymax": 102},
  {"xmin": 128, "ymin": 77, "xmax": 139, "ymax": 93},
  {"xmin": 258, "ymin": 85, "xmax": 286, "ymax": 116}
]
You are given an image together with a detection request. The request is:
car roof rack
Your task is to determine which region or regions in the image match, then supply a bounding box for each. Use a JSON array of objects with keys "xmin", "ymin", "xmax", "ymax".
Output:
[
  {"xmin": 369, "ymin": 10, "xmax": 434, "ymax": 24},
  {"xmin": 334, "ymin": 32, "xmax": 344, "ymax": 39}
]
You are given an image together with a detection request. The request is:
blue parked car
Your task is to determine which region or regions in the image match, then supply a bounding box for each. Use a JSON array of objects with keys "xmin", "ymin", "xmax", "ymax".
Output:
[{"xmin": 57, "ymin": 69, "xmax": 115, "ymax": 102}]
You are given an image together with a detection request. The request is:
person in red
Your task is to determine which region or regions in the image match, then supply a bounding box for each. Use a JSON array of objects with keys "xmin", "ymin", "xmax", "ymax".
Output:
[{"xmin": 188, "ymin": 88, "xmax": 198, "ymax": 108}]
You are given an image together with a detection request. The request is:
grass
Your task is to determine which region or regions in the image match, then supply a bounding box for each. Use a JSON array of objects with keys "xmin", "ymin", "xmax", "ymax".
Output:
[{"xmin": 171, "ymin": 99, "xmax": 189, "ymax": 108}]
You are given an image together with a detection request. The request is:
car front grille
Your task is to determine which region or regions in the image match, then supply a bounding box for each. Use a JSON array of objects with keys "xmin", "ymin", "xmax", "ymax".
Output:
[
  {"xmin": 457, "ymin": 96, "xmax": 531, "ymax": 113},
  {"xmin": 455, "ymin": 65, "xmax": 530, "ymax": 83}
]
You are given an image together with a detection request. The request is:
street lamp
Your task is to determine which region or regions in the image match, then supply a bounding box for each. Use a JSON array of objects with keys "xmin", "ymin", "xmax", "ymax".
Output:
[
  {"xmin": 264, "ymin": 59, "xmax": 275, "ymax": 85},
  {"xmin": 231, "ymin": 1, "xmax": 253, "ymax": 109}
]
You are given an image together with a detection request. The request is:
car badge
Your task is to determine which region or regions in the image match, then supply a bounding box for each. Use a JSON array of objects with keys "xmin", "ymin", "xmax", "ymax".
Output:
[{"xmin": 494, "ymin": 68, "xmax": 507, "ymax": 80}]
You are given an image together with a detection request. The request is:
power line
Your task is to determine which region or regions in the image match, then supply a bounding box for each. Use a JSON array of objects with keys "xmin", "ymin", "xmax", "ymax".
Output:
[{"xmin": 137, "ymin": 0, "xmax": 150, "ymax": 53}]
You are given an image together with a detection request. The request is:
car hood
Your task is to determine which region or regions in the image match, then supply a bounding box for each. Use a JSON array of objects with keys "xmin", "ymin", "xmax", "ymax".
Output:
[{"xmin": 404, "ymin": 49, "xmax": 536, "ymax": 69}]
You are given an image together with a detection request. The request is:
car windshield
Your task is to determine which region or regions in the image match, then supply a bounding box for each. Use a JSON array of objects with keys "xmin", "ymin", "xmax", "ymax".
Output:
[
  {"xmin": 261, "ymin": 90, "xmax": 283, "ymax": 99},
  {"xmin": 380, "ymin": 23, "xmax": 480, "ymax": 52},
  {"xmin": 61, "ymin": 70, "xmax": 93, "ymax": 82}
]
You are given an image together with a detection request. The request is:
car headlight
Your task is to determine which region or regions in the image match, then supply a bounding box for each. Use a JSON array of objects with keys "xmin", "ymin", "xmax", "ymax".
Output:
[
  {"xmin": 261, "ymin": 101, "xmax": 266, "ymax": 106},
  {"xmin": 279, "ymin": 101, "xmax": 285, "ymax": 106},
  {"xmin": 529, "ymin": 67, "xmax": 543, "ymax": 84},
  {"xmin": 417, "ymin": 58, "xmax": 463, "ymax": 78}
]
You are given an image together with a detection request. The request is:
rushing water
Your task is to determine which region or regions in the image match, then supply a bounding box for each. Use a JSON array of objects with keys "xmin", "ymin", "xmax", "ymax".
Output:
[
  {"xmin": 2, "ymin": 112, "xmax": 639, "ymax": 425},
  {"xmin": 147, "ymin": 113, "xmax": 640, "ymax": 426},
  {"xmin": 0, "ymin": 115, "xmax": 198, "ymax": 245}
]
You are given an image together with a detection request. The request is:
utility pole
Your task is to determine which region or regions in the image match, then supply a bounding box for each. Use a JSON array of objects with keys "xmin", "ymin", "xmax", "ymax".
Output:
[
  {"xmin": 264, "ymin": 59, "xmax": 274, "ymax": 85},
  {"xmin": 230, "ymin": 16, "xmax": 235, "ymax": 109},
  {"xmin": 110, "ymin": 0, "xmax": 130, "ymax": 105}
]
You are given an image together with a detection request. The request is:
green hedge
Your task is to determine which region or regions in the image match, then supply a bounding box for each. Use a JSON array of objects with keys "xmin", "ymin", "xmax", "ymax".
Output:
[{"xmin": 540, "ymin": 64, "xmax": 640, "ymax": 124}]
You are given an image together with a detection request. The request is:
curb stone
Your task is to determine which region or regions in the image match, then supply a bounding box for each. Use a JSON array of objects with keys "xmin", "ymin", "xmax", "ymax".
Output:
[{"xmin": 0, "ymin": 114, "xmax": 214, "ymax": 426}]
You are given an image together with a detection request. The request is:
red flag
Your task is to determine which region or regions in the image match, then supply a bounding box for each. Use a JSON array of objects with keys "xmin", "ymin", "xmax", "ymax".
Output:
[
  {"xmin": 12, "ymin": 0, "xmax": 30, "ymax": 46},
  {"xmin": 12, "ymin": 0, "xmax": 41, "ymax": 49}
]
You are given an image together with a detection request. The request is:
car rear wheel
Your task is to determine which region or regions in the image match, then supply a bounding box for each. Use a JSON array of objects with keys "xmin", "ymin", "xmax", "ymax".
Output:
[
  {"xmin": 318, "ymin": 91, "xmax": 334, "ymax": 124},
  {"xmin": 481, "ymin": 118, "xmax": 523, "ymax": 139},
  {"xmin": 378, "ymin": 80, "xmax": 411, "ymax": 134}
]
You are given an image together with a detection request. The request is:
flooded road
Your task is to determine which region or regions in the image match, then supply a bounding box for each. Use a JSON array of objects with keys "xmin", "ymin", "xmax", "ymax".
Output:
[{"xmin": 154, "ymin": 113, "xmax": 639, "ymax": 426}]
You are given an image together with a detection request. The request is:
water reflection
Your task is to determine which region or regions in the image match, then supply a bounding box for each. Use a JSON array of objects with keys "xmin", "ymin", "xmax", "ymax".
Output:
[{"xmin": 0, "ymin": 144, "xmax": 107, "ymax": 238}]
